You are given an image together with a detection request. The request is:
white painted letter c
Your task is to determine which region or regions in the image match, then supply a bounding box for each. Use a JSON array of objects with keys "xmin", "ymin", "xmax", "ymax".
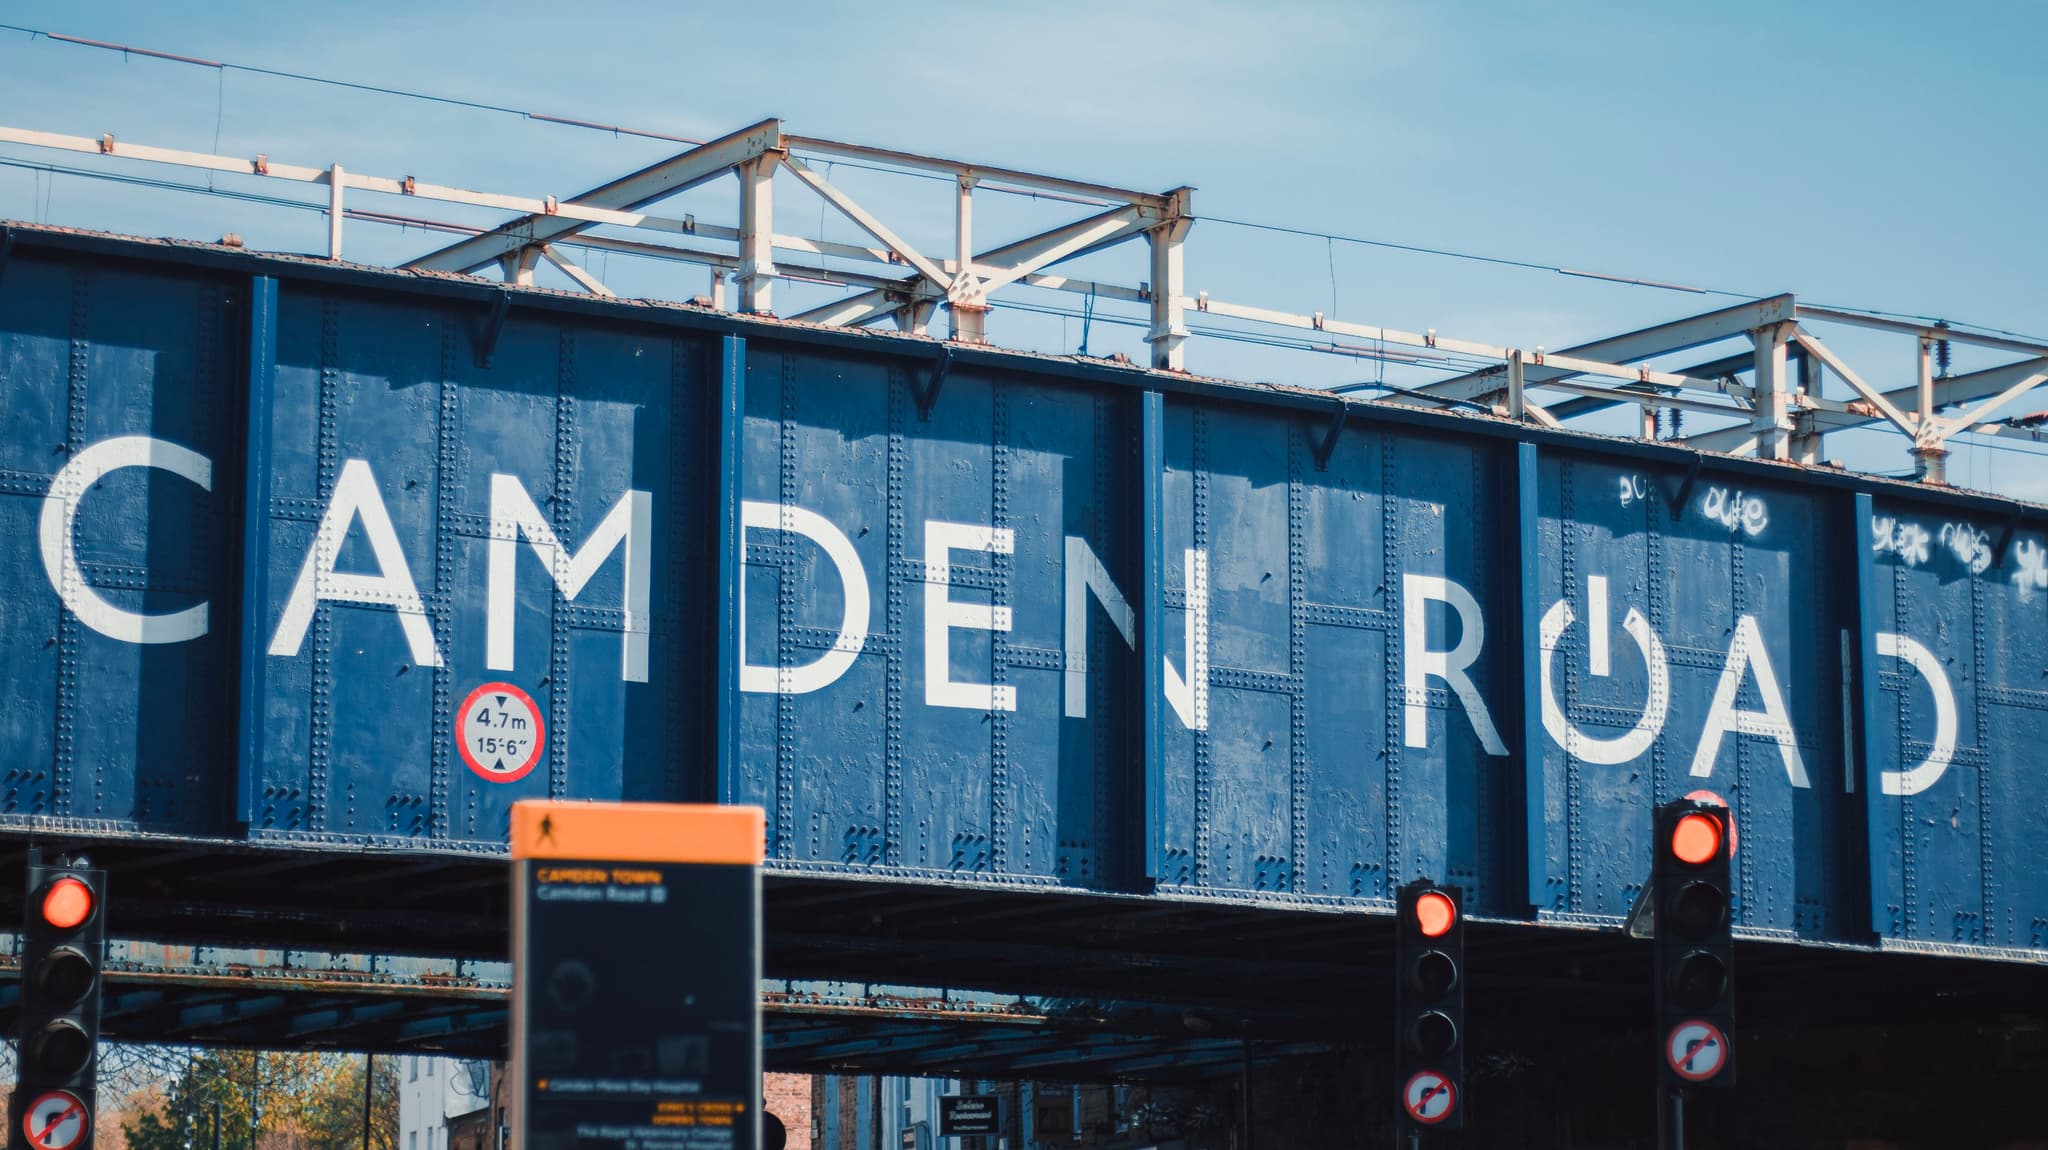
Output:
[{"xmin": 39, "ymin": 435, "xmax": 213, "ymax": 644}]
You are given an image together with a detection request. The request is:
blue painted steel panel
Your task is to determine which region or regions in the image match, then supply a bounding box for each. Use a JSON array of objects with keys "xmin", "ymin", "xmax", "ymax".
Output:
[
  {"xmin": 1532, "ymin": 453, "xmax": 1865, "ymax": 940},
  {"xmin": 0, "ymin": 255, "xmax": 238, "ymax": 832},
  {"xmin": 732, "ymin": 347, "xmax": 1135, "ymax": 886},
  {"xmin": 4, "ymin": 229, "xmax": 2048, "ymax": 960},
  {"xmin": 239, "ymin": 287, "xmax": 717, "ymax": 846},
  {"xmin": 1153, "ymin": 412, "xmax": 1519, "ymax": 907},
  {"xmin": 1866, "ymin": 495, "xmax": 2048, "ymax": 949}
]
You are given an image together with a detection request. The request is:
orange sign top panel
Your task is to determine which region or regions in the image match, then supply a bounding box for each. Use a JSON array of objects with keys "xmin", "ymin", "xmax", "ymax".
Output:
[{"xmin": 510, "ymin": 800, "xmax": 766, "ymax": 865}]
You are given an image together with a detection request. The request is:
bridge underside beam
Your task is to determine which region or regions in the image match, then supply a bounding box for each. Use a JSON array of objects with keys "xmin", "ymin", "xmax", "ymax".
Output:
[{"xmin": 0, "ymin": 860, "xmax": 2037, "ymax": 1079}]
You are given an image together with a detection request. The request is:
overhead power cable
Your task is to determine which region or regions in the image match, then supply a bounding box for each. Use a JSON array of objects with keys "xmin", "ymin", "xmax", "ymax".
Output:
[
  {"xmin": 5, "ymin": 22, "xmax": 2043, "ymax": 353},
  {"xmin": 1952, "ymin": 429, "xmax": 2048, "ymax": 459},
  {"xmin": 0, "ymin": 22, "xmax": 1823, "ymax": 309},
  {"xmin": 1794, "ymin": 300, "xmax": 2048, "ymax": 346},
  {"xmin": 0, "ymin": 24, "xmax": 709, "ymax": 145},
  {"xmin": 1196, "ymin": 214, "xmax": 1747, "ymax": 299},
  {"xmin": 0, "ymin": 154, "xmax": 1493, "ymax": 383}
]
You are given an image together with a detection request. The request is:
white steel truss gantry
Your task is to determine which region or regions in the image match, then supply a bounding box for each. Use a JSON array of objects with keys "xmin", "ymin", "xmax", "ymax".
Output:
[
  {"xmin": 400, "ymin": 121, "xmax": 1195, "ymax": 364},
  {"xmin": 1, "ymin": 117, "xmax": 2042, "ymax": 487}
]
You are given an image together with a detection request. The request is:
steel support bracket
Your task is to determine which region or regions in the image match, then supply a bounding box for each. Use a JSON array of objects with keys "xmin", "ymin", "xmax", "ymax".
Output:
[
  {"xmin": 1309, "ymin": 396, "xmax": 1348, "ymax": 471},
  {"xmin": 1991, "ymin": 506, "xmax": 2026, "ymax": 568},
  {"xmin": 474, "ymin": 289, "xmax": 511, "ymax": 369},
  {"xmin": 912, "ymin": 343, "xmax": 954, "ymax": 421},
  {"xmin": 1668, "ymin": 452, "xmax": 1705, "ymax": 518}
]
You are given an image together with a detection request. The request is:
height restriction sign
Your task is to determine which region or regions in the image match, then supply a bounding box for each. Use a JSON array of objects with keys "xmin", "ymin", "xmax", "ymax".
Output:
[{"xmin": 457, "ymin": 683, "xmax": 544, "ymax": 783}]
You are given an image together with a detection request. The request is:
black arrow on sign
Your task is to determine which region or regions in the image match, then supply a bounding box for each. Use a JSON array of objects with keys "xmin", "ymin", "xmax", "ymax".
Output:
[{"xmin": 34, "ymin": 1098, "xmax": 84, "ymax": 1147}]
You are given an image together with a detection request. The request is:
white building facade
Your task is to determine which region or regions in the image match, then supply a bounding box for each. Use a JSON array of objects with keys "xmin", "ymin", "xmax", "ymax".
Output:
[{"xmin": 396, "ymin": 1056, "xmax": 493, "ymax": 1150}]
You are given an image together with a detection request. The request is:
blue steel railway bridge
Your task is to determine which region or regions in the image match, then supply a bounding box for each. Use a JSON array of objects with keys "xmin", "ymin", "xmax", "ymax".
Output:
[{"xmin": 0, "ymin": 116, "xmax": 2045, "ymax": 1145}]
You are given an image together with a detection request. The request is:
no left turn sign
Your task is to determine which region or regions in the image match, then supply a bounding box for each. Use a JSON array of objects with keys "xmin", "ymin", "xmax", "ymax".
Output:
[
  {"xmin": 23, "ymin": 1090, "xmax": 89, "ymax": 1150},
  {"xmin": 1666, "ymin": 1019, "xmax": 1729, "ymax": 1082},
  {"xmin": 456, "ymin": 682, "xmax": 545, "ymax": 783},
  {"xmin": 1401, "ymin": 1070, "xmax": 1456, "ymax": 1125}
]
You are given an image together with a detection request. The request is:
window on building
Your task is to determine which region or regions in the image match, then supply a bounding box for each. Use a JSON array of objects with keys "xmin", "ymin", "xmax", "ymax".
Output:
[
  {"xmin": 409, "ymin": 1133, "xmax": 418, "ymax": 1150},
  {"xmin": 410, "ymin": 1057, "xmax": 419, "ymax": 1082},
  {"xmin": 1034, "ymin": 1085, "xmax": 1073, "ymax": 1139}
]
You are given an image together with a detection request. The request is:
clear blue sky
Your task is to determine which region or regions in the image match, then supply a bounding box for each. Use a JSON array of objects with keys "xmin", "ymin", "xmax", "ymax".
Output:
[{"xmin": 2, "ymin": 1, "xmax": 2043, "ymax": 495}]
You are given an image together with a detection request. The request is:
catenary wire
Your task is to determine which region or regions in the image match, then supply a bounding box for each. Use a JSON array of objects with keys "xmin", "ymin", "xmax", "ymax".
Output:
[
  {"xmin": 5, "ymin": 24, "xmax": 2044, "ymax": 390},
  {"xmin": 0, "ymin": 18, "xmax": 1948, "ymax": 319},
  {"xmin": 8, "ymin": 157, "xmax": 2045, "ymax": 497},
  {"xmin": 0, "ymin": 154, "xmax": 1507, "ymax": 384}
]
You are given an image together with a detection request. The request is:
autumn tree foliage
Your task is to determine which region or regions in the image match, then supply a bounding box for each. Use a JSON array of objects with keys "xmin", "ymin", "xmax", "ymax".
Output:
[{"xmin": 121, "ymin": 1051, "xmax": 397, "ymax": 1150}]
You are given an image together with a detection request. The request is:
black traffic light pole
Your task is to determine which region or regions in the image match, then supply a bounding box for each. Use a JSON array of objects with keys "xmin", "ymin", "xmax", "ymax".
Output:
[
  {"xmin": 1651, "ymin": 799, "xmax": 1737, "ymax": 1150},
  {"xmin": 1659, "ymin": 1087, "xmax": 1685, "ymax": 1150},
  {"xmin": 1393, "ymin": 879, "xmax": 1465, "ymax": 1146},
  {"xmin": 12, "ymin": 847, "xmax": 107, "ymax": 1150}
]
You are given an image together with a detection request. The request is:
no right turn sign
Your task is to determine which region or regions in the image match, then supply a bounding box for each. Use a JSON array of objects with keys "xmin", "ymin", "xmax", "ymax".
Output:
[{"xmin": 1665, "ymin": 1019, "xmax": 1729, "ymax": 1082}]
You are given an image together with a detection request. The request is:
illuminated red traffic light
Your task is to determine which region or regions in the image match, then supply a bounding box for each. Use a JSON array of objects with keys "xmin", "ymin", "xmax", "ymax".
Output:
[
  {"xmin": 19, "ymin": 859, "xmax": 107, "ymax": 1112},
  {"xmin": 1669, "ymin": 813, "xmax": 1722, "ymax": 866},
  {"xmin": 1414, "ymin": 891, "xmax": 1457, "ymax": 938},
  {"xmin": 40, "ymin": 878, "xmax": 94, "ymax": 930},
  {"xmin": 1652, "ymin": 801, "xmax": 1737, "ymax": 1089},
  {"xmin": 1396, "ymin": 881, "xmax": 1465, "ymax": 1131}
]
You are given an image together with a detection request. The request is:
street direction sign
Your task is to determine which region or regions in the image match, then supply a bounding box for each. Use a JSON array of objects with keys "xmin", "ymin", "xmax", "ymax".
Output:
[
  {"xmin": 510, "ymin": 801, "xmax": 765, "ymax": 1150},
  {"xmin": 22, "ymin": 1091, "xmax": 88, "ymax": 1150},
  {"xmin": 1401, "ymin": 1070, "xmax": 1456, "ymax": 1126},
  {"xmin": 1665, "ymin": 1019, "xmax": 1729, "ymax": 1082}
]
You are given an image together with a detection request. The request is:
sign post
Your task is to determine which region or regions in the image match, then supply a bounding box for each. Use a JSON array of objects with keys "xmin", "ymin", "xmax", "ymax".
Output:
[{"xmin": 510, "ymin": 800, "xmax": 766, "ymax": 1150}]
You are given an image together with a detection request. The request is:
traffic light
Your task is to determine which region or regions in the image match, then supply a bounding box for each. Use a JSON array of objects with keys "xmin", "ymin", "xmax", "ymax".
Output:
[
  {"xmin": 1652, "ymin": 800, "xmax": 1735, "ymax": 1088},
  {"xmin": 11, "ymin": 853, "xmax": 106, "ymax": 1150},
  {"xmin": 1394, "ymin": 879, "xmax": 1463, "ymax": 1131}
]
